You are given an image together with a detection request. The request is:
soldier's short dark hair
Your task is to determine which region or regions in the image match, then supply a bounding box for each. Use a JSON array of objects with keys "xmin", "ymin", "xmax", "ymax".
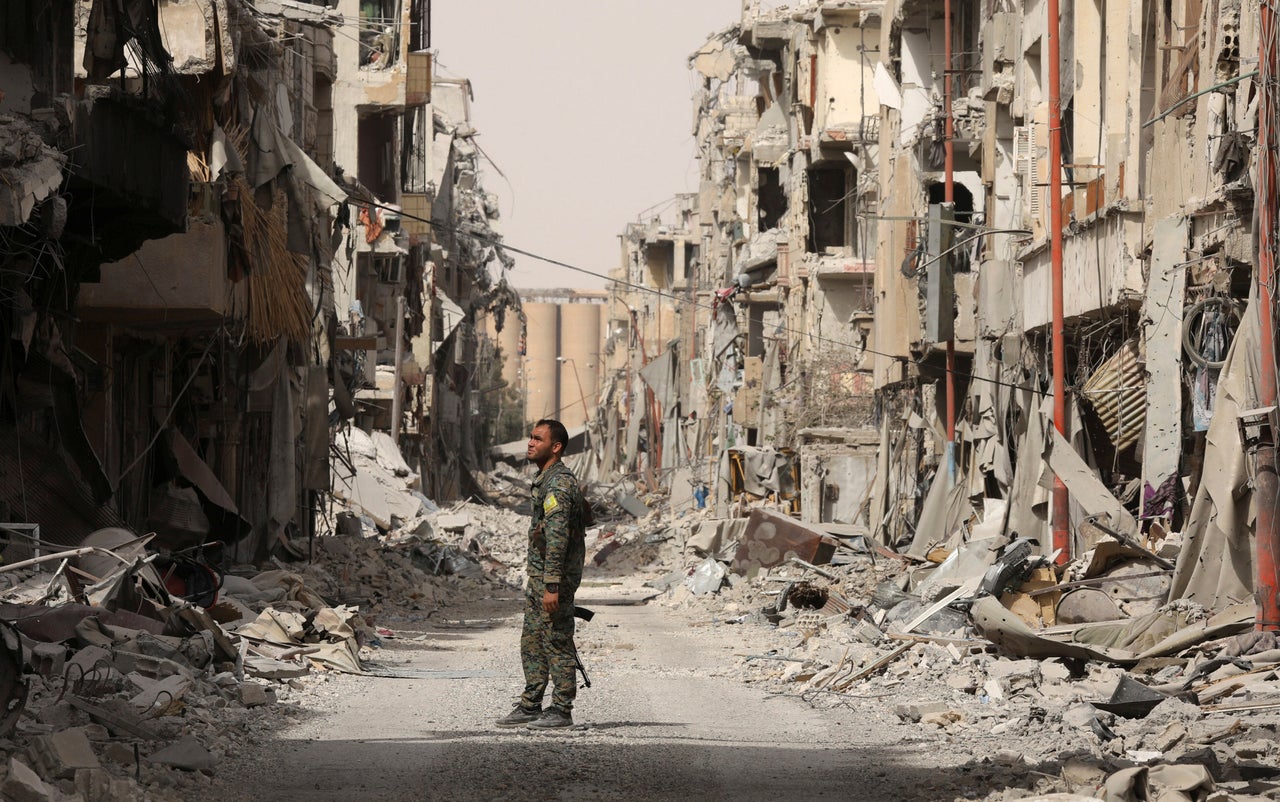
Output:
[{"xmin": 535, "ymin": 418, "xmax": 569, "ymax": 450}]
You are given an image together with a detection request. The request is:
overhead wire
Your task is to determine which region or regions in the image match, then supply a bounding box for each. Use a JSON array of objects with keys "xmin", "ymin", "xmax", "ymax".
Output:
[{"xmin": 301, "ymin": 178, "xmax": 1052, "ymax": 396}]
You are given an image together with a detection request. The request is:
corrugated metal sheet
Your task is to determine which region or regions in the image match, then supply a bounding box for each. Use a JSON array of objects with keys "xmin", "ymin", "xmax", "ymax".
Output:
[{"xmin": 1081, "ymin": 339, "xmax": 1146, "ymax": 451}]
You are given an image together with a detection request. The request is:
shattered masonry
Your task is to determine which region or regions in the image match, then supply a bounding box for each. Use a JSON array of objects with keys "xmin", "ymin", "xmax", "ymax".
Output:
[
  {"xmin": 0, "ymin": 0, "xmax": 1279, "ymax": 798},
  {"xmin": 593, "ymin": 0, "xmax": 1280, "ymax": 796},
  {"xmin": 0, "ymin": 0, "xmax": 528, "ymax": 796},
  {"xmin": 607, "ymin": 0, "xmax": 1270, "ymax": 616}
]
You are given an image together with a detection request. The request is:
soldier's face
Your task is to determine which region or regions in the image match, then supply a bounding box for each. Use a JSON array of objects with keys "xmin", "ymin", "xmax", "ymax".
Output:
[{"xmin": 527, "ymin": 425, "xmax": 556, "ymax": 465}]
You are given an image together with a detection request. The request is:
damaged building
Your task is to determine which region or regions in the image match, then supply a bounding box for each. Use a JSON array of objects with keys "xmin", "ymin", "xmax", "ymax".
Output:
[
  {"xmin": 0, "ymin": 0, "xmax": 515, "ymax": 751},
  {"xmin": 607, "ymin": 2, "xmax": 888, "ymax": 523},
  {"xmin": 605, "ymin": 0, "xmax": 1280, "ymax": 640},
  {"xmin": 324, "ymin": 1, "xmax": 515, "ymax": 504}
]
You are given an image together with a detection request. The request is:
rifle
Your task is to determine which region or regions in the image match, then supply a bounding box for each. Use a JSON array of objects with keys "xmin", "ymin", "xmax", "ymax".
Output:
[{"xmin": 572, "ymin": 606, "xmax": 594, "ymax": 688}]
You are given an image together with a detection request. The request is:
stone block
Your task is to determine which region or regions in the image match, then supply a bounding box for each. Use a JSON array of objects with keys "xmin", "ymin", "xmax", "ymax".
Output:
[
  {"xmin": 435, "ymin": 513, "xmax": 471, "ymax": 531},
  {"xmin": 894, "ymin": 700, "xmax": 949, "ymax": 722},
  {"xmin": 27, "ymin": 727, "xmax": 100, "ymax": 779},
  {"xmin": 26, "ymin": 642, "xmax": 66, "ymax": 678},
  {"xmin": 240, "ymin": 682, "xmax": 275, "ymax": 708},
  {"xmin": 2, "ymin": 757, "xmax": 56, "ymax": 802}
]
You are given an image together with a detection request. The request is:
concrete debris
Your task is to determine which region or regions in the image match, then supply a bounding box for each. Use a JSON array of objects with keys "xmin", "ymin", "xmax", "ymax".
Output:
[
  {"xmin": 2, "ymin": 756, "xmax": 56, "ymax": 802},
  {"xmin": 239, "ymin": 682, "xmax": 274, "ymax": 708},
  {"xmin": 26, "ymin": 727, "xmax": 99, "ymax": 779},
  {"xmin": 616, "ymin": 494, "xmax": 652, "ymax": 519},
  {"xmin": 1, "ymin": 447, "xmax": 1275, "ymax": 801},
  {"xmin": 127, "ymin": 674, "xmax": 192, "ymax": 715},
  {"xmin": 146, "ymin": 735, "xmax": 216, "ymax": 773},
  {"xmin": 612, "ymin": 478, "xmax": 1280, "ymax": 802}
]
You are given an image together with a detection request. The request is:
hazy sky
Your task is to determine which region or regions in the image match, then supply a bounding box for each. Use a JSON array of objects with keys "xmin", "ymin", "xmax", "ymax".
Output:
[{"xmin": 431, "ymin": 1, "xmax": 743, "ymax": 290}]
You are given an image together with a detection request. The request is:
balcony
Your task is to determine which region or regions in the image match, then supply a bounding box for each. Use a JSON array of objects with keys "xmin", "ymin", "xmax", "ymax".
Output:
[{"xmin": 77, "ymin": 210, "xmax": 244, "ymax": 328}]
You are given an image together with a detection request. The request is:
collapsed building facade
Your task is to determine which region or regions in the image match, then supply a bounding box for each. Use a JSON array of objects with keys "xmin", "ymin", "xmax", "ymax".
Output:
[
  {"xmin": 0, "ymin": 0, "xmax": 511, "ymax": 564},
  {"xmin": 608, "ymin": 0, "xmax": 1277, "ymax": 623},
  {"xmin": 610, "ymin": 2, "xmax": 888, "ymax": 520}
]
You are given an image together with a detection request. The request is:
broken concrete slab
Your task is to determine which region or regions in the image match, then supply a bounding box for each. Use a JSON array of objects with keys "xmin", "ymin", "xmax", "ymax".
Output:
[
  {"xmin": 34, "ymin": 701, "xmax": 80, "ymax": 729},
  {"xmin": 1, "ymin": 602, "xmax": 166, "ymax": 643},
  {"xmin": 128, "ymin": 673, "xmax": 192, "ymax": 715},
  {"xmin": 240, "ymin": 682, "xmax": 275, "ymax": 707},
  {"xmin": 616, "ymin": 493, "xmax": 651, "ymax": 518},
  {"xmin": 111, "ymin": 650, "xmax": 191, "ymax": 681},
  {"xmin": 1151, "ymin": 720, "xmax": 1187, "ymax": 751},
  {"xmin": 75, "ymin": 766, "xmax": 136, "ymax": 802},
  {"xmin": 371, "ymin": 431, "xmax": 414, "ymax": 479},
  {"xmin": 27, "ymin": 726, "xmax": 100, "ymax": 779},
  {"xmin": 243, "ymin": 655, "xmax": 310, "ymax": 680},
  {"xmin": 435, "ymin": 513, "xmax": 471, "ymax": 531},
  {"xmin": 66, "ymin": 645, "xmax": 112, "ymax": 677},
  {"xmin": 101, "ymin": 741, "xmax": 135, "ymax": 766},
  {"xmin": 895, "ymin": 700, "xmax": 950, "ymax": 722},
  {"xmin": 146, "ymin": 734, "xmax": 216, "ymax": 772},
  {"xmin": 3, "ymin": 756, "xmax": 56, "ymax": 802},
  {"xmin": 64, "ymin": 697, "xmax": 163, "ymax": 741}
]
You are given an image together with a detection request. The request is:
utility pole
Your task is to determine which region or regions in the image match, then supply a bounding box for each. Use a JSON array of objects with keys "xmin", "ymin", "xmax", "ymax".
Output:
[
  {"xmin": 1047, "ymin": 0, "xmax": 1070, "ymax": 565},
  {"xmin": 391, "ymin": 295, "xmax": 405, "ymax": 444},
  {"xmin": 943, "ymin": 0, "xmax": 957, "ymax": 483},
  {"xmin": 1255, "ymin": 0, "xmax": 1280, "ymax": 630}
]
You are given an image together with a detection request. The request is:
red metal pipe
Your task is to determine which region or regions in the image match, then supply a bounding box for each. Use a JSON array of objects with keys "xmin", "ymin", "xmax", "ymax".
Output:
[
  {"xmin": 1256, "ymin": 0, "xmax": 1280, "ymax": 630},
  {"xmin": 810, "ymin": 54, "xmax": 818, "ymax": 110},
  {"xmin": 1047, "ymin": 0, "xmax": 1070, "ymax": 564}
]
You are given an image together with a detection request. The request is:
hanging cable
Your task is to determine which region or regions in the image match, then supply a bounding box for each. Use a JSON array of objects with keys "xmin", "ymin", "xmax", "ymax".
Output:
[{"xmin": 304, "ymin": 180, "xmax": 1054, "ymax": 395}]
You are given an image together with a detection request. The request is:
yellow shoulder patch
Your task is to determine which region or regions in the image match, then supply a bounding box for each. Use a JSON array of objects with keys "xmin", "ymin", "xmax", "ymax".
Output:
[{"xmin": 543, "ymin": 494, "xmax": 559, "ymax": 513}]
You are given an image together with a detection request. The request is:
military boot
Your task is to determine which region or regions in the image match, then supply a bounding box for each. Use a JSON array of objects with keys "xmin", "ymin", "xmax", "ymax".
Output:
[
  {"xmin": 495, "ymin": 704, "xmax": 542, "ymax": 728},
  {"xmin": 527, "ymin": 707, "xmax": 573, "ymax": 730}
]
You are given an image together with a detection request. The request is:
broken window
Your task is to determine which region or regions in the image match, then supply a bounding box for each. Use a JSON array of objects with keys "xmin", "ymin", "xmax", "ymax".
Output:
[
  {"xmin": 374, "ymin": 254, "xmax": 402, "ymax": 284},
  {"xmin": 758, "ymin": 167, "xmax": 786, "ymax": 231},
  {"xmin": 401, "ymin": 106, "xmax": 428, "ymax": 194},
  {"xmin": 807, "ymin": 164, "xmax": 853, "ymax": 254},
  {"xmin": 359, "ymin": 0, "xmax": 401, "ymax": 68},
  {"xmin": 408, "ymin": 0, "xmax": 431, "ymax": 51},
  {"xmin": 358, "ymin": 113, "xmax": 398, "ymax": 202},
  {"xmin": 644, "ymin": 242, "xmax": 674, "ymax": 289},
  {"xmin": 926, "ymin": 181, "xmax": 975, "ymax": 271}
]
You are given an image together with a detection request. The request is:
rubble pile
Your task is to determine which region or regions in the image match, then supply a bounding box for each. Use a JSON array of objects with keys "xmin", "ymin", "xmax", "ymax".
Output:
[
  {"xmin": 0, "ymin": 501, "xmax": 531, "ymax": 801},
  {"xmin": 613, "ymin": 495, "xmax": 1280, "ymax": 802},
  {"xmin": 0, "ymin": 555, "xmax": 292, "ymax": 797},
  {"xmin": 325, "ymin": 425, "xmax": 541, "ymax": 592}
]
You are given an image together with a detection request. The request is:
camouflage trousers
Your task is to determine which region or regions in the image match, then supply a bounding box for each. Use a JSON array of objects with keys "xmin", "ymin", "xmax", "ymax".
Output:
[{"xmin": 519, "ymin": 583, "xmax": 577, "ymax": 713}]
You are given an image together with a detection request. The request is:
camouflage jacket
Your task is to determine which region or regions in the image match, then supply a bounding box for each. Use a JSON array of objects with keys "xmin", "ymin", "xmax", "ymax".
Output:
[{"xmin": 528, "ymin": 460, "xmax": 586, "ymax": 588}]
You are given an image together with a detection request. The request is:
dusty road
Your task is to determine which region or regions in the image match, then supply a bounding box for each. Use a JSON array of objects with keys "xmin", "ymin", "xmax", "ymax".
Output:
[{"xmin": 195, "ymin": 586, "xmax": 1009, "ymax": 802}]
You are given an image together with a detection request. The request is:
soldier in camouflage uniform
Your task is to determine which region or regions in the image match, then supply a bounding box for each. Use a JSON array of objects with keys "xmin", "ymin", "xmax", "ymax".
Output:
[{"xmin": 495, "ymin": 419, "xmax": 587, "ymax": 730}]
